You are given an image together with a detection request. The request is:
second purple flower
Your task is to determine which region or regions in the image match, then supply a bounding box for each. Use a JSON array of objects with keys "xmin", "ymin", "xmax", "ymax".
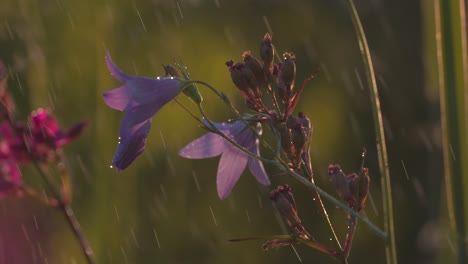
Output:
[{"xmin": 179, "ymin": 119, "xmax": 270, "ymax": 199}]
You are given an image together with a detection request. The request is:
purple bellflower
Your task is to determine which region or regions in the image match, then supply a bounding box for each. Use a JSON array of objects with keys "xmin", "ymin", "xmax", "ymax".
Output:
[
  {"xmin": 103, "ymin": 52, "xmax": 188, "ymax": 171},
  {"xmin": 179, "ymin": 119, "xmax": 270, "ymax": 199}
]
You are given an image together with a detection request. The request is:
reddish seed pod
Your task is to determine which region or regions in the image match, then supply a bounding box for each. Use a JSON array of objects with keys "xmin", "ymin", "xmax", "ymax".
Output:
[
  {"xmin": 260, "ymin": 33, "xmax": 274, "ymax": 85},
  {"xmin": 277, "ymin": 52, "xmax": 296, "ymax": 102},
  {"xmin": 328, "ymin": 164, "xmax": 353, "ymax": 202},
  {"xmin": 270, "ymin": 184, "xmax": 308, "ymax": 237},
  {"xmin": 243, "ymin": 51, "xmax": 265, "ymax": 97},
  {"xmin": 291, "ymin": 123, "xmax": 306, "ymax": 163},
  {"xmin": 357, "ymin": 168, "xmax": 370, "ymax": 211}
]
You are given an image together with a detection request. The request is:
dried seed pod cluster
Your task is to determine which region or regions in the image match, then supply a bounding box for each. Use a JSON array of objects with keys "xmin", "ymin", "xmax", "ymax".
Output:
[{"xmin": 328, "ymin": 164, "xmax": 370, "ymax": 211}]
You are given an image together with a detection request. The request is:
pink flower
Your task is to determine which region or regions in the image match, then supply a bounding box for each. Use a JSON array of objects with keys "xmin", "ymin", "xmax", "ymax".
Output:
[
  {"xmin": 0, "ymin": 158, "xmax": 21, "ymax": 196},
  {"xmin": 179, "ymin": 119, "xmax": 270, "ymax": 199},
  {"xmin": 103, "ymin": 52, "xmax": 187, "ymax": 171},
  {"xmin": 0, "ymin": 109, "xmax": 85, "ymax": 163}
]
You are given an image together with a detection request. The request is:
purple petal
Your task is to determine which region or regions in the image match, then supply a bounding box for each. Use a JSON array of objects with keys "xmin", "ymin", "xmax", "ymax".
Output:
[
  {"xmin": 125, "ymin": 77, "xmax": 183, "ymax": 110},
  {"xmin": 105, "ymin": 51, "xmax": 131, "ymax": 82},
  {"xmin": 112, "ymin": 113, "xmax": 152, "ymax": 171},
  {"xmin": 217, "ymin": 147, "xmax": 248, "ymax": 199},
  {"xmin": 201, "ymin": 118, "xmax": 232, "ymax": 132},
  {"xmin": 103, "ymin": 85, "xmax": 130, "ymax": 111},
  {"xmin": 179, "ymin": 133, "xmax": 225, "ymax": 159},
  {"xmin": 247, "ymin": 139, "xmax": 270, "ymax": 185}
]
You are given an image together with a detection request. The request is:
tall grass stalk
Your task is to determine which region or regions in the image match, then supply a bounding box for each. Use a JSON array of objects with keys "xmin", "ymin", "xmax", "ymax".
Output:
[
  {"xmin": 434, "ymin": 0, "xmax": 468, "ymax": 262},
  {"xmin": 344, "ymin": 1, "xmax": 397, "ymax": 263}
]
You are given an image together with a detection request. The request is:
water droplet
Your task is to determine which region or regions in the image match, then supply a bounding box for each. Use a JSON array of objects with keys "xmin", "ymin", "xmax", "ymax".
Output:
[
  {"xmin": 110, "ymin": 165, "xmax": 113, "ymax": 168},
  {"xmin": 156, "ymin": 77, "xmax": 160, "ymax": 80}
]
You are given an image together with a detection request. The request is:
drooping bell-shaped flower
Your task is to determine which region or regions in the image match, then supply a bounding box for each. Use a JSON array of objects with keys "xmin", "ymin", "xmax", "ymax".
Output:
[
  {"xmin": 178, "ymin": 119, "xmax": 270, "ymax": 199},
  {"xmin": 103, "ymin": 52, "xmax": 188, "ymax": 171}
]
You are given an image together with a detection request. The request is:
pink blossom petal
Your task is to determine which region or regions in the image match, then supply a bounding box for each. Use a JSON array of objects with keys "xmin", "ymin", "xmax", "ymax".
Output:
[
  {"xmin": 217, "ymin": 147, "xmax": 248, "ymax": 200},
  {"xmin": 178, "ymin": 133, "xmax": 225, "ymax": 159},
  {"xmin": 0, "ymin": 160, "xmax": 22, "ymax": 195}
]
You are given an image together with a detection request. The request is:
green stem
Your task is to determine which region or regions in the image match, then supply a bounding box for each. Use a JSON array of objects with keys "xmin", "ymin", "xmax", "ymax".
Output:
[
  {"xmin": 345, "ymin": 0, "xmax": 397, "ymax": 263},
  {"xmin": 434, "ymin": 0, "xmax": 468, "ymax": 262},
  {"xmin": 277, "ymin": 161, "xmax": 387, "ymax": 239},
  {"xmin": 60, "ymin": 204, "xmax": 96, "ymax": 264}
]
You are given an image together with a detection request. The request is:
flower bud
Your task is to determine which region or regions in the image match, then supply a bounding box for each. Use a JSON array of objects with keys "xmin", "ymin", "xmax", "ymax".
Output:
[
  {"xmin": 357, "ymin": 168, "xmax": 370, "ymax": 211},
  {"xmin": 262, "ymin": 238, "xmax": 294, "ymax": 251},
  {"xmin": 243, "ymin": 50, "xmax": 265, "ymax": 97},
  {"xmin": 270, "ymin": 184, "xmax": 308, "ymax": 237},
  {"xmin": 164, "ymin": 64, "xmax": 203, "ymax": 104},
  {"xmin": 328, "ymin": 164, "xmax": 352, "ymax": 202},
  {"xmin": 163, "ymin": 64, "xmax": 182, "ymax": 78},
  {"xmin": 298, "ymin": 112, "xmax": 312, "ymax": 175},
  {"xmin": 260, "ymin": 33, "xmax": 274, "ymax": 87},
  {"xmin": 275, "ymin": 123, "xmax": 294, "ymax": 162},
  {"xmin": 277, "ymin": 52, "xmax": 296, "ymax": 102},
  {"xmin": 291, "ymin": 123, "xmax": 306, "ymax": 163},
  {"xmin": 227, "ymin": 60, "xmax": 265, "ymax": 112}
]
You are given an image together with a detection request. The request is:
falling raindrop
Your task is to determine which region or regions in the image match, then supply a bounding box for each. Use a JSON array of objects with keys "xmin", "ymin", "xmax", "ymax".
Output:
[
  {"xmin": 153, "ymin": 228, "xmax": 161, "ymax": 249},
  {"xmin": 262, "ymin": 16, "xmax": 273, "ymax": 35},
  {"xmin": 176, "ymin": 1, "xmax": 184, "ymax": 19},
  {"xmin": 135, "ymin": 8, "xmax": 147, "ymax": 32},
  {"xmin": 354, "ymin": 68, "xmax": 365, "ymax": 91},
  {"xmin": 130, "ymin": 228, "xmax": 140, "ymax": 249},
  {"xmin": 114, "ymin": 204, "xmax": 120, "ymax": 223},
  {"xmin": 192, "ymin": 171, "xmax": 201, "ymax": 192},
  {"xmin": 290, "ymin": 245, "xmax": 302, "ymax": 262},
  {"xmin": 209, "ymin": 206, "xmax": 218, "ymax": 226},
  {"xmin": 401, "ymin": 160, "xmax": 410, "ymax": 180}
]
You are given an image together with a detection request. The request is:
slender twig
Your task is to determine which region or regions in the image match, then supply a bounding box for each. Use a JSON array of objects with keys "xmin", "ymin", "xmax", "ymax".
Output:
[
  {"xmin": 342, "ymin": 213, "xmax": 358, "ymax": 261},
  {"xmin": 301, "ymin": 158, "xmax": 343, "ymax": 250},
  {"xmin": 21, "ymin": 186, "xmax": 59, "ymax": 207},
  {"xmin": 60, "ymin": 204, "xmax": 96, "ymax": 264},
  {"xmin": 435, "ymin": 0, "xmax": 468, "ymax": 262},
  {"xmin": 345, "ymin": 0, "xmax": 397, "ymax": 262}
]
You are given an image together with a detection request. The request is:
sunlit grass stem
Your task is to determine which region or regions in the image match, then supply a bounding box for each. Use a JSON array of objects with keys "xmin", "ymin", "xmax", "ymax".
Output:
[
  {"xmin": 344, "ymin": 0, "xmax": 397, "ymax": 263},
  {"xmin": 434, "ymin": 0, "xmax": 468, "ymax": 262}
]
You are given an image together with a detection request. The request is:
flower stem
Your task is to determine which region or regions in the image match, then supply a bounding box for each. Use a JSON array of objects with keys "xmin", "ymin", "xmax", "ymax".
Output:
[
  {"xmin": 345, "ymin": 0, "xmax": 397, "ymax": 262},
  {"xmin": 60, "ymin": 204, "xmax": 96, "ymax": 264},
  {"xmin": 301, "ymin": 159, "xmax": 343, "ymax": 250},
  {"xmin": 276, "ymin": 160, "xmax": 387, "ymax": 239},
  {"xmin": 341, "ymin": 213, "xmax": 358, "ymax": 261},
  {"xmin": 434, "ymin": 0, "xmax": 468, "ymax": 262}
]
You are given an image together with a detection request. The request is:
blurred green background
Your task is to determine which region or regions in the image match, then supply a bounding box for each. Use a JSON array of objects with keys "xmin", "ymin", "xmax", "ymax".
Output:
[{"xmin": 0, "ymin": 0, "xmax": 449, "ymax": 263}]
